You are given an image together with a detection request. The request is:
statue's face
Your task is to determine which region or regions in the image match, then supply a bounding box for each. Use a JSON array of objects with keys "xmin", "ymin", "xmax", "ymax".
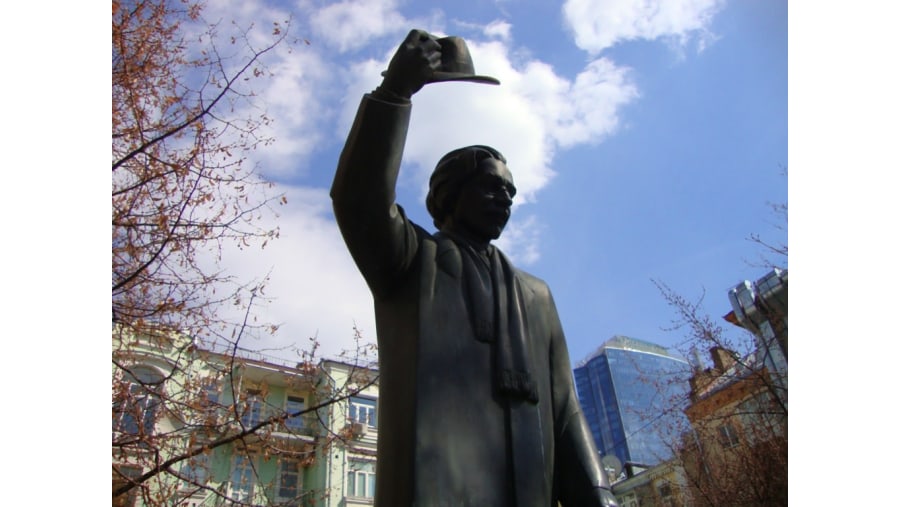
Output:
[{"xmin": 450, "ymin": 158, "xmax": 516, "ymax": 243}]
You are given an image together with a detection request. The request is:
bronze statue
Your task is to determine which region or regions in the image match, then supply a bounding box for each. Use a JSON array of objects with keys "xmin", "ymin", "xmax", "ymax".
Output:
[{"xmin": 331, "ymin": 29, "xmax": 618, "ymax": 507}]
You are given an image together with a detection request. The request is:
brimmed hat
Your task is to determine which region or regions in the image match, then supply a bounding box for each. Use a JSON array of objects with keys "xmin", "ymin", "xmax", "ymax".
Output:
[{"xmin": 429, "ymin": 36, "xmax": 500, "ymax": 86}]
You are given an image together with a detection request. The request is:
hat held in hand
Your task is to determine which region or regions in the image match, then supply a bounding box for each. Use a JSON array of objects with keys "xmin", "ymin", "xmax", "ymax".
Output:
[{"xmin": 429, "ymin": 36, "xmax": 500, "ymax": 86}]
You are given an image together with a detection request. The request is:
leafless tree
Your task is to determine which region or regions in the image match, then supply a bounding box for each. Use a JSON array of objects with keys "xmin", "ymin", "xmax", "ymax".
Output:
[
  {"xmin": 112, "ymin": 2, "xmax": 382, "ymax": 504},
  {"xmin": 113, "ymin": 0, "xmax": 288, "ymax": 345}
]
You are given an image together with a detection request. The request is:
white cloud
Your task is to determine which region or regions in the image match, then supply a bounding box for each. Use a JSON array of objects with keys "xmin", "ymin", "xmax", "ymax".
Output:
[
  {"xmin": 542, "ymin": 58, "xmax": 640, "ymax": 148},
  {"xmin": 251, "ymin": 48, "xmax": 334, "ymax": 178},
  {"xmin": 310, "ymin": 0, "xmax": 409, "ymax": 53},
  {"xmin": 484, "ymin": 20, "xmax": 513, "ymax": 41},
  {"xmin": 338, "ymin": 57, "xmax": 392, "ymax": 135},
  {"xmin": 335, "ymin": 36, "xmax": 638, "ymax": 264},
  {"xmin": 562, "ymin": 0, "xmax": 725, "ymax": 54},
  {"xmin": 494, "ymin": 215, "xmax": 544, "ymax": 266},
  {"xmin": 215, "ymin": 185, "xmax": 378, "ymax": 361},
  {"xmin": 177, "ymin": 0, "xmax": 341, "ymax": 181}
]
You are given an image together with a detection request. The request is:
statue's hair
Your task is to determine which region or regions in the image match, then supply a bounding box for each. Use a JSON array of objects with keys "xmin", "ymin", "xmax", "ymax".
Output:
[{"xmin": 426, "ymin": 145, "xmax": 507, "ymax": 229}]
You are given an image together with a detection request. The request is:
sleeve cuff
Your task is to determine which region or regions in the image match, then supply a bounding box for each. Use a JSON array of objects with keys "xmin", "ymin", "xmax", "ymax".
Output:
[{"xmin": 371, "ymin": 86, "xmax": 412, "ymax": 105}]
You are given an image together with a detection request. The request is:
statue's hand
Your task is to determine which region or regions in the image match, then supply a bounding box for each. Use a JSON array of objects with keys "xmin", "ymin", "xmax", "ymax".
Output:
[{"xmin": 381, "ymin": 29, "xmax": 442, "ymax": 99}]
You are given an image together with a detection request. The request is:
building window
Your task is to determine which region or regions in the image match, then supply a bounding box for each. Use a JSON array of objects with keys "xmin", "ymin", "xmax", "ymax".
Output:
[
  {"xmin": 201, "ymin": 380, "xmax": 220, "ymax": 408},
  {"xmin": 241, "ymin": 390, "xmax": 264, "ymax": 428},
  {"xmin": 230, "ymin": 454, "xmax": 255, "ymax": 502},
  {"xmin": 347, "ymin": 460, "xmax": 376, "ymax": 498},
  {"xmin": 718, "ymin": 422, "xmax": 740, "ymax": 449},
  {"xmin": 180, "ymin": 453, "xmax": 210, "ymax": 488},
  {"xmin": 197, "ymin": 379, "xmax": 225, "ymax": 427},
  {"xmin": 656, "ymin": 481, "xmax": 676, "ymax": 507},
  {"xmin": 284, "ymin": 396, "xmax": 305, "ymax": 431},
  {"xmin": 113, "ymin": 365, "xmax": 163, "ymax": 436},
  {"xmin": 349, "ymin": 397, "xmax": 377, "ymax": 428},
  {"xmin": 278, "ymin": 459, "xmax": 302, "ymax": 504}
]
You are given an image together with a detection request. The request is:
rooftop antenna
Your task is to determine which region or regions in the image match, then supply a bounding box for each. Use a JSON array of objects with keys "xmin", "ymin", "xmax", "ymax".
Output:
[{"xmin": 601, "ymin": 454, "xmax": 623, "ymax": 483}]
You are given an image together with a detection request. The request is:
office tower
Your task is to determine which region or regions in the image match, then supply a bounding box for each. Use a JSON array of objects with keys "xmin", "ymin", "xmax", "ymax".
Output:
[{"xmin": 574, "ymin": 336, "xmax": 690, "ymax": 469}]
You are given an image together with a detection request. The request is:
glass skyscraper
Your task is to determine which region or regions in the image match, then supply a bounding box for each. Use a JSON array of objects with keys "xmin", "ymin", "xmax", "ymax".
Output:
[{"xmin": 574, "ymin": 336, "xmax": 690, "ymax": 468}]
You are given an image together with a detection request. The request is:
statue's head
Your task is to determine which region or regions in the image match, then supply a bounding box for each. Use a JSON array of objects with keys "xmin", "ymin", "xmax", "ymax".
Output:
[{"xmin": 426, "ymin": 145, "xmax": 516, "ymax": 243}]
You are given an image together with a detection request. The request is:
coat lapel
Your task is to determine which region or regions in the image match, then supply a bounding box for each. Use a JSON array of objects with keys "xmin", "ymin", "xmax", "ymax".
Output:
[{"xmin": 434, "ymin": 234, "xmax": 463, "ymax": 278}]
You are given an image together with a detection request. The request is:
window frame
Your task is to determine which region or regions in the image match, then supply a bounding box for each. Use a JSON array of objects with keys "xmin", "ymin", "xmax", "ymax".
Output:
[
  {"xmin": 284, "ymin": 395, "xmax": 305, "ymax": 432},
  {"xmin": 346, "ymin": 459, "xmax": 376, "ymax": 499},
  {"xmin": 229, "ymin": 454, "xmax": 256, "ymax": 502},
  {"xmin": 718, "ymin": 422, "xmax": 741, "ymax": 449},
  {"xmin": 240, "ymin": 389, "xmax": 264, "ymax": 428},
  {"xmin": 349, "ymin": 396, "xmax": 377, "ymax": 428},
  {"xmin": 180, "ymin": 452, "xmax": 211, "ymax": 489},
  {"xmin": 277, "ymin": 458, "xmax": 302, "ymax": 504}
]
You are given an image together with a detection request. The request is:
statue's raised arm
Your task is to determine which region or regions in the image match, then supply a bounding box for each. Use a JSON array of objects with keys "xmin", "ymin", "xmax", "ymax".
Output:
[{"xmin": 330, "ymin": 30, "xmax": 439, "ymax": 296}]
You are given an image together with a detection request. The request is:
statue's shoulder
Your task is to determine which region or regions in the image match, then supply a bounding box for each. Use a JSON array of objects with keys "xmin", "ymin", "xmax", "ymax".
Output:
[
  {"xmin": 515, "ymin": 268, "xmax": 551, "ymax": 297},
  {"xmin": 514, "ymin": 268, "xmax": 545, "ymax": 287},
  {"xmin": 492, "ymin": 247, "xmax": 549, "ymax": 295}
]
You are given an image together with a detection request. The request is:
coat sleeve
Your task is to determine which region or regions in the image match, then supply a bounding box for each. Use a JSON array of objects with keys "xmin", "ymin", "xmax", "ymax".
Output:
[
  {"xmin": 330, "ymin": 92, "xmax": 421, "ymax": 298},
  {"xmin": 548, "ymin": 289, "xmax": 619, "ymax": 507}
]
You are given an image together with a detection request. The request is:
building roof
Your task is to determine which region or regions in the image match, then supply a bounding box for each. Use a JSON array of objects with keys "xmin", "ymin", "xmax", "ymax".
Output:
[{"xmin": 577, "ymin": 335, "xmax": 686, "ymax": 367}]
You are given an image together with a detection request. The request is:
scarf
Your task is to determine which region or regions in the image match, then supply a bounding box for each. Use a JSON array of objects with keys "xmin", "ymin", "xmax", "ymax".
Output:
[{"xmin": 444, "ymin": 232, "xmax": 539, "ymax": 404}]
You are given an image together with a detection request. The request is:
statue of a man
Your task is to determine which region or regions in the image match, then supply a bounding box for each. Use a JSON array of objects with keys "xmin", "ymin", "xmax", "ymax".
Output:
[{"xmin": 331, "ymin": 29, "xmax": 618, "ymax": 507}]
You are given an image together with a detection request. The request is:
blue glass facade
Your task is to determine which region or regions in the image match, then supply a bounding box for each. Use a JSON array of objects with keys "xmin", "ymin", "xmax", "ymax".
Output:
[{"xmin": 574, "ymin": 336, "xmax": 690, "ymax": 467}]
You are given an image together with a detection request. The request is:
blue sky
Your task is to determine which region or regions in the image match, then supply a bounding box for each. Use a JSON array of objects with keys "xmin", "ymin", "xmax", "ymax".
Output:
[{"xmin": 190, "ymin": 0, "xmax": 788, "ymax": 364}]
